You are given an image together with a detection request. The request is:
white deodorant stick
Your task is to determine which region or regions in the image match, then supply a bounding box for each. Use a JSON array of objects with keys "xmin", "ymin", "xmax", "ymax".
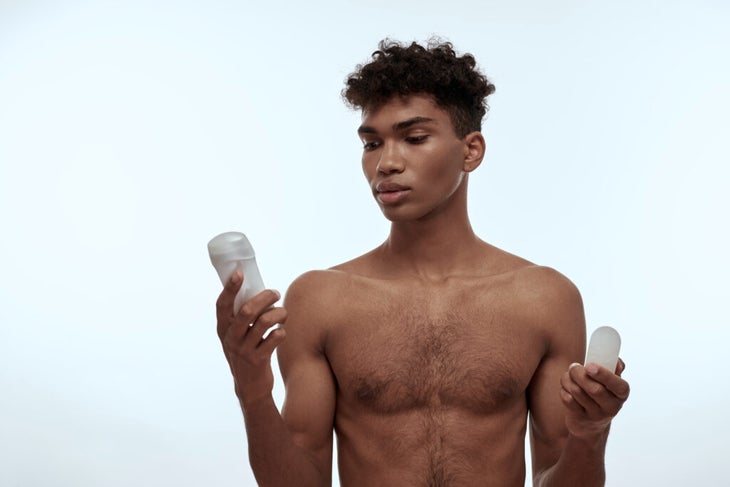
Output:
[
  {"xmin": 208, "ymin": 231, "xmax": 266, "ymax": 314},
  {"xmin": 585, "ymin": 326, "xmax": 621, "ymax": 372}
]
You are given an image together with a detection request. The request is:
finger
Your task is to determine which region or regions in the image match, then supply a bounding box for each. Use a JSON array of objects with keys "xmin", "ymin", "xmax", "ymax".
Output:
[
  {"xmin": 258, "ymin": 327, "xmax": 287, "ymax": 357},
  {"xmin": 560, "ymin": 386, "xmax": 586, "ymax": 414},
  {"xmin": 236, "ymin": 289, "xmax": 282, "ymax": 325},
  {"xmin": 215, "ymin": 270, "xmax": 243, "ymax": 321},
  {"xmin": 226, "ymin": 289, "xmax": 282, "ymax": 350},
  {"xmin": 585, "ymin": 363, "xmax": 631, "ymax": 400},
  {"xmin": 615, "ymin": 358, "xmax": 626, "ymax": 376},
  {"xmin": 216, "ymin": 271, "xmax": 243, "ymax": 337},
  {"xmin": 564, "ymin": 364, "xmax": 602, "ymax": 412},
  {"xmin": 243, "ymin": 307, "xmax": 288, "ymax": 349}
]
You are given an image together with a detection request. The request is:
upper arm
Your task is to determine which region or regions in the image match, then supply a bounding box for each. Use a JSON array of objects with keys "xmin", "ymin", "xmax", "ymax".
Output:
[
  {"xmin": 525, "ymin": 268, "xmax": 587, "ymax": 479},
  {"xmin": 277, "ymin": 271, "xmax": 338, "ymax": 481}
]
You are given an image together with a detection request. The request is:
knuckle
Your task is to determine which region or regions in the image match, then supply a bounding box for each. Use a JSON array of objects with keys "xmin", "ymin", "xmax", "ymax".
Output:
[
  {"xmin": 256, "ymin": 314, "xmax": 275, "ymax": 328},
  {"xmin": 258, "ymin": 309, "xmax": 286, "ymax": 328},
  {"xmin": 565, "ymin": 382, "xmax": 581, "ymax": 396},
  {"xmin": 250, "ymin": 321, "xmax": 268, "ymax": 336},
  {"xmin": 588, "ymin": 384, "xmax": 604, "ymax": 396},
  {"xmin": 277, "ymin": 308, "xmax": 288, "ymax": 322},
  {"xmin": 268, "ymin": 329, "xmax": 285, "ymax": 344},
  {"xmin": 239, "ymin": 302, "xmax": 255, "ymax": 318}
]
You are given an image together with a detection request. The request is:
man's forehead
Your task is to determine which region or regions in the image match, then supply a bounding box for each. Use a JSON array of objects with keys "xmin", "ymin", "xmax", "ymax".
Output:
[{"xmin": 359, "ymin": 94, "xmax": 445, "ymax": 132}]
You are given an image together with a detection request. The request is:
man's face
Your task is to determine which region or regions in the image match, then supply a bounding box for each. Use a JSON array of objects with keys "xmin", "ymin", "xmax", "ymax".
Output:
[{"xmin": 358, "ymin": 94, "xmax": 469, "ymax": 222}]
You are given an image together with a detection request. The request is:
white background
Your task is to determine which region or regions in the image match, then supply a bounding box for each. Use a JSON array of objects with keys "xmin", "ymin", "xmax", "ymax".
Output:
[{"xmin": 1, "ymin": 0, "xmax": 728, "ymax": 485}]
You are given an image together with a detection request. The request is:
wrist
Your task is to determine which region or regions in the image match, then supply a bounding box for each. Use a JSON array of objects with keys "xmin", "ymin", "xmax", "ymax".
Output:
[
  {"xmin": 238, "ymin": 390, "xmax": 275, "ymax": 415},
  {"xmin": 567, "ymin": 424, "xmax": 610, "ymax": 448},
  {"xmin": 567, "ymin": 416, "xmax": 612, "ymax": 439}
]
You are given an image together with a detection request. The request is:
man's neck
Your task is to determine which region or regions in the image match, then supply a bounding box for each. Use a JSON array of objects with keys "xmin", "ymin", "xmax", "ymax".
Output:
[{"xmin": 379, "ymin": 202, "xmax": 483, "ymax": 281}]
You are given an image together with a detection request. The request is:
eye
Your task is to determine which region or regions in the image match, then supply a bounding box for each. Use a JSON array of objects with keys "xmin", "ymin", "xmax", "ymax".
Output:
[
  {"xmin": 405, "ymin": 135, "xmax": 428, "ymax": 144},
  {"xmin": 362, "ymin": 140, "xmax": 381, "ymax": 151}
]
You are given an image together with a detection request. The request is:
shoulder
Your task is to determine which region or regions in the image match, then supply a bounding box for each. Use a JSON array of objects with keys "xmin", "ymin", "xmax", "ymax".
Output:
[
  {"xmin": 284, "ymin": 266, "xmax": 362, "ymax": 323},
  {"xmin": 481, "ymin": 244, "xmax": 583, "ymax": 309},
  {"xmin": 282, "ymin": 266, "xmax": 371, "ymax": 355},
  {"xmin": 511, "ymin": 265, "xmax": 582, "ymax": 304},
  {"xmin": 284, "ymin": 269, "xmax": 349, "ymax": 320},
  {"xmin": 508, "ymin": 265, "xmax": 586, "ymax": 344},
  {"xmin": 284, "ymin": 268, "xmax": 358, "ymax": 307}
]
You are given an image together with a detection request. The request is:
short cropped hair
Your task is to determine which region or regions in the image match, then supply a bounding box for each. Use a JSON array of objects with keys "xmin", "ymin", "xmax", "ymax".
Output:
[{"xmin": 342, "ymin": 38, "xmax": 496, "ymax": 138}]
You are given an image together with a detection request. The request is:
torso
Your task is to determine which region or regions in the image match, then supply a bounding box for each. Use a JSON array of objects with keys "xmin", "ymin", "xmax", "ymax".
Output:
[{"xmin": 320, "ymin": 248, "xmax": 551, "ymax": 486}]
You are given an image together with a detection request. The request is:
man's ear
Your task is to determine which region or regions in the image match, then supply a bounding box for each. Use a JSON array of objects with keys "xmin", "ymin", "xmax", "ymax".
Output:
[{"xmin": 462, "ymin": 131, "xmax": 486, "ymax": 173}]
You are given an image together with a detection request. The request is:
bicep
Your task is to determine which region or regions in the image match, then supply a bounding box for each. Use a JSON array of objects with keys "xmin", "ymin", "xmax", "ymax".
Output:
[
  {"xmin": 278, "ymin": 344, "xmax": 336, "ymax": 472},
  {"xmin": 527, "ymin": 270, "xmax": 586, "ymax": 477},
  {"xmin": 276, "ymin": 273, "xmax": 337, "ymax": 478},
  {"xmin": 528, "ymin": 352, "xmax": 577, "ymax": 478}
]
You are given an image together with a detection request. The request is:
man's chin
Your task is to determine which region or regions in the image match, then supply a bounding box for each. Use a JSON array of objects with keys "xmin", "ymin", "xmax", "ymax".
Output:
[{"xmin": 379, "ymin": 207, "xmax": 419, "ymax": 223}]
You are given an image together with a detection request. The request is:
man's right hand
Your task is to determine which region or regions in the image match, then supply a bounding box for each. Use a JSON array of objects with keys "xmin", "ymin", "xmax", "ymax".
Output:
[{"xmin": 216, "ymin": 270, "xmax": 288, "ymax": 407}]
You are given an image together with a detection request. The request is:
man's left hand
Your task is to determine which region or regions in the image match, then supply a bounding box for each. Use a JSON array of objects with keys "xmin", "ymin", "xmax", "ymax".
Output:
[{"xmin": 559, "ymin": 359, "xmax": 631, "ymax": 438}]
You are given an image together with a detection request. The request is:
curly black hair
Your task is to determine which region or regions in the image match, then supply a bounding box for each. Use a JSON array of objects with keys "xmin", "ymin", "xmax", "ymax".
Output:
[{"xmin": 342, "ymin": 38, "xmax": 496, "ymax": 138}]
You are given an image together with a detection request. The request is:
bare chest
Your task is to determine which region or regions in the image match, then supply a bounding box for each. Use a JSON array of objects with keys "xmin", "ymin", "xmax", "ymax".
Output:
[{"xmin": 326, "ymin": 289, "xmax": 545, "ymax": 415}]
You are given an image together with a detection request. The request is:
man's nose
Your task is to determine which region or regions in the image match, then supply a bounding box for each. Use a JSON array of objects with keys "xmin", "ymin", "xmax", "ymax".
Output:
[{"xmin": 376, "ymin": 142, "xmax": 405, "ymax": 174}]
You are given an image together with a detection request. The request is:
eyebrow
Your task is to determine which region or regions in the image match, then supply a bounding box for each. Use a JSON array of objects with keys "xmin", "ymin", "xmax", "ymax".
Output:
[{"xmin": 357, "ymin": 116, "xmax": 436, "ymax": 135}]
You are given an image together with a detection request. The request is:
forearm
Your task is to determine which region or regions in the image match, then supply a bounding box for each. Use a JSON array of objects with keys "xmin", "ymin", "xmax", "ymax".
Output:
[
  {"xmin": 241, "ymin": 395, "xmax": 328, "ymax": 487},
  {"xmin": 534, "ymin": 428, "xmax": 609, "ymax": 487}
]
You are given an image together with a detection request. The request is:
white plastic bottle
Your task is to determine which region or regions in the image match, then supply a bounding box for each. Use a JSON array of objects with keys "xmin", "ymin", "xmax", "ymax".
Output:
[
  {"xmin": 585, "ymin": 326, "xmax": 622, "ymax": 372},
  {"xmin": 207, "ymin": 231, "xmax": 265, "ymax": 313}
]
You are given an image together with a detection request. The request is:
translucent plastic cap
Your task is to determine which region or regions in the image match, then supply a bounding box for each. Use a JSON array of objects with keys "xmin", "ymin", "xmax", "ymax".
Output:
[
  {"xmin": 585, "ymin": 326, "xmax": 621, "ymax": 371},
  {"xmin": 207, "ymin": 231, "xmax": 256, "ymax": 262}
]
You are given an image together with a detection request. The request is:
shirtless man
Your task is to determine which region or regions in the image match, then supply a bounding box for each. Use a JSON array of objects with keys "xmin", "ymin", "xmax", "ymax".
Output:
[{"xmin": 216, "ymin": 40, "xmax": 630, "ymax": 486}]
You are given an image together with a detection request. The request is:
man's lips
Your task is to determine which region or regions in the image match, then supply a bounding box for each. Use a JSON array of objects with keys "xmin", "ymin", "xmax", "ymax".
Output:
[
  {"xmin": 375, "ymin": 182, "xmax": 410, "ymax": 193},
  {"xmin": 375, "ymin": 182, "xmax": 411, "ymax": 204}
]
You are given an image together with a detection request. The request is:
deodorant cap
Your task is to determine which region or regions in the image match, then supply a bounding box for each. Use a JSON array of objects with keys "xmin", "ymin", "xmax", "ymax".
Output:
[
  {"xmin": 207, "ymin": 231, "xmax": 256, "ymax": 262},
  {"xmin": 585, "ymin": 326, "xmax": 621, "ymax": 371}
]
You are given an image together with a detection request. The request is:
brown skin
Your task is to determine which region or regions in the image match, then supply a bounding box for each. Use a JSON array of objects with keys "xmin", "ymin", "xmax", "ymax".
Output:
[{"xmin": 216, "ymin": 95, "xmax": 630, "ymax": 486}]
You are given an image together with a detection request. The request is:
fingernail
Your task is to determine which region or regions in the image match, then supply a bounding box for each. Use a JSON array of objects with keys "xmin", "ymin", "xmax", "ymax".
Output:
[
  {"xmin": 273, "ymin": 290, "xmax": 281, "ymax": 299},
  {"xmin": 586, "ymin": 363, "xmax": 599, "ymax": 375},
  {"xmin": 569, "ymin": 362, "xmax": 581, "ymax": 370},
  {"xmin": 231, "ymin": 272, "xmax": 241, "ymax": 284}
]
